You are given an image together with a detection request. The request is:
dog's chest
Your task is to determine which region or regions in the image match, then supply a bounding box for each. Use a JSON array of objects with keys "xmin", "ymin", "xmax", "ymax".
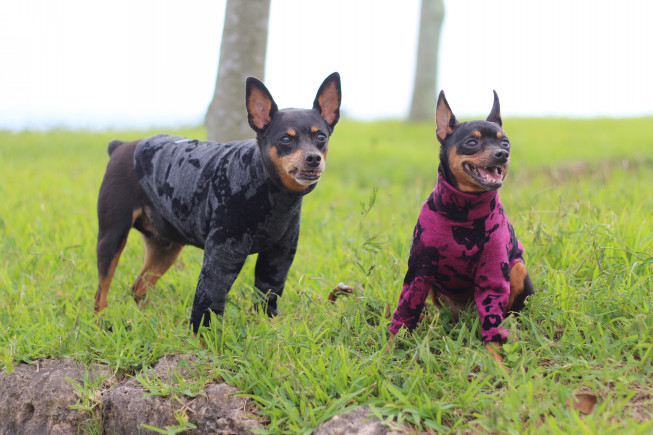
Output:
[
  {"xmin": 412, "ymin": 188, "xmax": 513, "ymax": 295},
  {"xmin": 418, "ymin": 212, "xmax": 500, "ymax": 270}
]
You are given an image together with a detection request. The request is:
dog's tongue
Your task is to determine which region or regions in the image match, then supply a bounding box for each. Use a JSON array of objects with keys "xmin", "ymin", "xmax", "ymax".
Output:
[{"xmin": 477, "ymin": 166, "xmax": 503, "ymax": 182}]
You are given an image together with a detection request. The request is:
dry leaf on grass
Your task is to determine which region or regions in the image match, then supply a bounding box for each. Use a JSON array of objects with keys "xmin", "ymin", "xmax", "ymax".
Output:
[
  {"xmin": 327, "ymin": 283, "xmax": 355, "ymax": 303},
  {"xmin": 567, "ymin": 393, "xmax": 598, "ymax": 414}
]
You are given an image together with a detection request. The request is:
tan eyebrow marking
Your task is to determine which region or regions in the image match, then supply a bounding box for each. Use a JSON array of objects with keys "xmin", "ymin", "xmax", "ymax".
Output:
[
  {"xmin": 311, "ymin": 126, "xmax": 319, "ymax": 133},
  {"xmin": 287, "ymin": 128, "xmax": 296, "ymax": 136},
  {"xmin": 471, "ymin": 131, "xmax": 481, "ymax": 139},
  {"xmin": 497, "ymin": 131, "xmax": 503, "ymax": 139}
]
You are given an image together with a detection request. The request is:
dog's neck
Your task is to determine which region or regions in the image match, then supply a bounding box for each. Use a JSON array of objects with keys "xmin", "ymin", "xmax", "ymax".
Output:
[{"xmin": 432, "ymin": 166, "xmax": 499, "ymax": 222}]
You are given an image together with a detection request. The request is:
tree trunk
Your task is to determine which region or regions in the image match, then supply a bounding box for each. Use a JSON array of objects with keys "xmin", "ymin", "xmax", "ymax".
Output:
[
  {"xmin": 409, "ymin": 0, "xmax": 445, "ymax": 122},
  {"xmin": 205, "ymin": 0, "xmax": 270, "ymax": 142}
]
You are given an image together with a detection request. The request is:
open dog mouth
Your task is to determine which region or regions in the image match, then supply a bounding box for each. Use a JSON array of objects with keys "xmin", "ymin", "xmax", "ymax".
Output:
[
  {"xmin": 463, "ymin": 162, "xmax": 506, "ymax": 188},
  {"xmin": 289, "ymin": 168, "xmax": 322, "ymax": 184}
]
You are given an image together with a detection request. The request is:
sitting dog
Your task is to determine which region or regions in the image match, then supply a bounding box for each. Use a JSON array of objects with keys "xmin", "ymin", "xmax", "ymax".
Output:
[
  {"xmin": 388, "ymin": 90, "xmax": 534, "ymax": 349},
  {"xmin": 94, "ymin": 73, "xmax": 341, "ymax": 332}
]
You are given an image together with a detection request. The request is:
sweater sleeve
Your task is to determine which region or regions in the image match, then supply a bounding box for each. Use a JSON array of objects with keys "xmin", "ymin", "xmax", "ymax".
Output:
[
  {"xmin": 389, "ymin": 232, "xmax": 438, "ymax": 334},
  {"xmin": 474, "ymin": 224, "xmax": 511, "ymax": 342},
  {"xmin": 389, "ymin": 278, "xmax": 433, "ymax": 334}
]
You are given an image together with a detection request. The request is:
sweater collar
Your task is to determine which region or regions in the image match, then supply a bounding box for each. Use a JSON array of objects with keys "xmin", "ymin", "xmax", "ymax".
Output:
[{"xmin": 430, "ymin": 168, "xmax": 500, "ymax": 222}]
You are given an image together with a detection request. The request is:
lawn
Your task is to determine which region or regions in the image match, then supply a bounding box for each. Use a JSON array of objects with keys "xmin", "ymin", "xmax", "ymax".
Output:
[{"xmin": 0, "ymin": 117, "xmax": 652, "ymax": 433}]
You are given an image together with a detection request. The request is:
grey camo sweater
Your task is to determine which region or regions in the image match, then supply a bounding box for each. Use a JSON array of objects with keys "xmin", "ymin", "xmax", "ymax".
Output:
[{"xmin": 134, "ymin": 134, "xmax": 315, "ymax": 331}]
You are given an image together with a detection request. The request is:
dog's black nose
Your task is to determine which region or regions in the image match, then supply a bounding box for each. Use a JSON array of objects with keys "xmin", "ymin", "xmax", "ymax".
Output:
[
  {"xmin": 305, "ymin": 153, "xmax": 321, "ymax": 167},
  {"xmin": 493, "ymin": 149, "xmax": 509, "ymax": 163}
]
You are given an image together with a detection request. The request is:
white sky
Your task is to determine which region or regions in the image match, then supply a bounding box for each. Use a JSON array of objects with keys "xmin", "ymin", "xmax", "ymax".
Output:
[{"xmin": 1, "ymin": 0, "xmax": 652, "ymax": 130}]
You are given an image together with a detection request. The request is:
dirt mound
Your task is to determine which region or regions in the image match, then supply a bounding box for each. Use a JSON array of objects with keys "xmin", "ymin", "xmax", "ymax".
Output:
[{"xmin": 0, "ymin": 356, "xmax": 409, "ymax": 434}]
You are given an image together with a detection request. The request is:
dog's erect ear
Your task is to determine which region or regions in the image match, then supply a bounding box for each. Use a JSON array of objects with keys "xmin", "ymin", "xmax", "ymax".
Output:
[
  {"xmin": 436, "ymin": 91, "xmax": 458, "ymax": 141},
  {"xmin": 246, "ymin": 77, "xmax": 279, "ymax": 133},
  {"xmin": 313, "ymin": 72, "xmax": 341, "ymax": 130},
  {"xmin": 486, "ymin": 90, "xmax": 502, "ymax": 127}
]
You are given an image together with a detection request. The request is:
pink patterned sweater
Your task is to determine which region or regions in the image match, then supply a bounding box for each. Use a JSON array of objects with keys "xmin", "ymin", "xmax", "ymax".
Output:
[{"xmin": 389, "ymin": 170, "xmax": 525, "ymax": 342}]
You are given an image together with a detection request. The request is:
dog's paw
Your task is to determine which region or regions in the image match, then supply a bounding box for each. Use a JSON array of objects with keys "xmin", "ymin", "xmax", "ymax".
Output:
[
  {"xmin": 254, "ymin": 294, "xmax": 279, "ymax": 317},
  {"xmin": 266, "ymin": 305, "xmax": 279, "ymax": 317},
  {"xmin": 485, "ymin": 341, "xmax": 509, "ymax": 374}
]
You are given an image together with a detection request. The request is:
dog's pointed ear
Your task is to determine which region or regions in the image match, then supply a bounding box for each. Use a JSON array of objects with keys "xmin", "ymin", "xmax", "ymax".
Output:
[
  {"xmin": 246, "ymin": 77, "xmax": 279, "ymax": 134},
  {"xmin": 313, "ymin": 72, "xmax": 341, "ymax": 130},
  {"xmin": 436, "ymin": 91, "xmax": 458, "ymax": 141},
  {"xmin": 486, "ymin": 90, "xmax": 502, "ymax": 127}
]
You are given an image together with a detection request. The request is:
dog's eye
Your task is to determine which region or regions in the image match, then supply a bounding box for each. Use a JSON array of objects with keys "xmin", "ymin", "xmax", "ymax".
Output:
[
  {"xmin": 465, "ymin": 139, "xmax": 477, "ymax": 147},
  {"xmin": 279, "ymin": 136, "xmax": 292, "ymax": 146},
  {"xmin": 501, "ymin": 140, "xmax": 510, "ymax": 148},
  {"xmin": 316, "ymin": 134, "xmax": 327, "ymax": 143}
]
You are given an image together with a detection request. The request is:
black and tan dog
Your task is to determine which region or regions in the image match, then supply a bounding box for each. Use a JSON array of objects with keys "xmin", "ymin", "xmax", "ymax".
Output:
[
  {"xmin": 95, "ymin": 73, "xmax": 341, "ymax": 332},
  {"xmin": 388, "ymin": 91, "xmax": 534, "ymax": 360}
]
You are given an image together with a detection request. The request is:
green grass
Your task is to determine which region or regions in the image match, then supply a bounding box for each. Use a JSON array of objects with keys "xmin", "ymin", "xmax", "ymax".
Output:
[{"xmin": 1, "ymin": 118, "xmax": 652, "ymax": 433}]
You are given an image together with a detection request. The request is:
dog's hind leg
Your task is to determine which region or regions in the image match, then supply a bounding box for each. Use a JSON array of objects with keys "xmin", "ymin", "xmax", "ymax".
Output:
[
  {"xmin": 131, "ymin": 234, "xmax": 183, "ymax": 306},
  {"xmin": 95, "ymin": 214, "xmax": 132, "ymax": 313},
  {"xmin": 506, "ymin": 261, "xmax": 535, "ymax": 315},
  {"xmin": 95, "ymin": 140, "xmax": 146, "ymax": 313}
]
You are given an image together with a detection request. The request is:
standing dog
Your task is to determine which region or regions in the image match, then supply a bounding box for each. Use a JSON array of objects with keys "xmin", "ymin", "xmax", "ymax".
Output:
[
  {"xmin": 388, "ymin": 91, "xmax": 534, "ymax": 350},
  {"xmin": 95, "ymin": 73, "xmax": 341, "ymax": 332}
]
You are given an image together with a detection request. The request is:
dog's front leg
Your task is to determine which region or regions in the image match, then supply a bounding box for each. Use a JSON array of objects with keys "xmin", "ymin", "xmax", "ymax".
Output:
[
  {"xmin": 189, "ymin": 233, "xmax": 251, "ymax": 333},
  {"xmin": 254, "ymin": 224, "xmax": 299, "ymax": 317}
]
